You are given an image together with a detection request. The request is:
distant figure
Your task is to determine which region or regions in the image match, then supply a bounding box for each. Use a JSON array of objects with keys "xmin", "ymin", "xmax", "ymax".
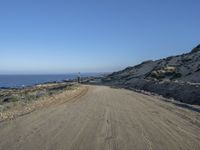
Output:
[{"xmin": 77, "ymin": 72, "xmax": 81, "ymax": 83}]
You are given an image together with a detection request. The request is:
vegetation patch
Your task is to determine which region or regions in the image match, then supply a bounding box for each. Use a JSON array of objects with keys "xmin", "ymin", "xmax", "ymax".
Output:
[
  {"xmin": 149, "ymin": 66, "xmax": 177, "ymax": 79},
  {"xmin": 0, "ymin": 82, "xmax": 76, "ymax": 108}
]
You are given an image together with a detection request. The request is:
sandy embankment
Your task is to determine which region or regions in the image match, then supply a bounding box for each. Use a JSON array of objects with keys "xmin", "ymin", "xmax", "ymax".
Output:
[{"xmin": 0, "ymin": 83, "xmax": 87, "ymax": 122}]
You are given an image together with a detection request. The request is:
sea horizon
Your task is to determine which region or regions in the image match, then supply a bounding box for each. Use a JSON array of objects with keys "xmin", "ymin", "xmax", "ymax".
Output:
[{"xmin": 0, "ymin": 73, "xmax": 103, "ymax": 88}]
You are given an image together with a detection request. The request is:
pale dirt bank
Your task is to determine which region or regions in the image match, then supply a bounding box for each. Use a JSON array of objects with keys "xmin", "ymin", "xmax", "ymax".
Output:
[
  {"xmin": 0, "ymin": 85, "xmax": 199, "ymax": 150},
  {"xmin": 0, "ymin": 84, "xmax": 87, "ymax": 122}
]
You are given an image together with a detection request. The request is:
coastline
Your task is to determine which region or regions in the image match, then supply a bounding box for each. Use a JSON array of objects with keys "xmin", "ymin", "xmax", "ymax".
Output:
[{"xmin": 0, "ymin": 73, "xmax": 101, "ymax": 89}]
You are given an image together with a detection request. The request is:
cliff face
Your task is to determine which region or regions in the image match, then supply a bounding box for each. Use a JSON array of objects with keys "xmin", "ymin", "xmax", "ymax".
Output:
[{"xmin": 103, "ymin": 44, "xmax": 200, "ymax": 105}]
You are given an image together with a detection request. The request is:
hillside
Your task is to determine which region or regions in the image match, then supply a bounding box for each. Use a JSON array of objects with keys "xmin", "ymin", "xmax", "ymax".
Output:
[{"xmin": 103, "ymin": 44, "xmax": 200, "ymax": 105}]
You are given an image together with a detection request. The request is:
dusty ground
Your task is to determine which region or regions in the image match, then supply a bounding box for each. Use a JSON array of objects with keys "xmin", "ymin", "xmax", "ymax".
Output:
[{"xmin": 0, "ymin": 85, "xmax": 199, "ymax": 150}]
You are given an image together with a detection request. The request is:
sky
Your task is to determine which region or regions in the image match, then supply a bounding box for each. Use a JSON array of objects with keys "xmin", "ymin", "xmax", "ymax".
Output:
[{"xmin": 0, "ymin": 0, "xmax": 200, "ymax": 74}]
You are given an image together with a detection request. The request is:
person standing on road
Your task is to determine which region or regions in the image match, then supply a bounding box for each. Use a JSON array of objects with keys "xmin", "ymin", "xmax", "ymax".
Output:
[{"xmin": 77, "ymin": 72, "xmax": 81, "ymax": 83}]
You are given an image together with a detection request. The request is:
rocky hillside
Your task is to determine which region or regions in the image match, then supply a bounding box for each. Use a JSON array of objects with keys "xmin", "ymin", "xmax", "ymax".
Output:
[{"xmin": 103, "ymin": 44, "xmax": 200, "ymax": 105}]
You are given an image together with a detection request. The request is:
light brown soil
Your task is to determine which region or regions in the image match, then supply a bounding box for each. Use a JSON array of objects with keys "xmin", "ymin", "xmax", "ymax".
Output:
[{"xmin": 0, "ymin": 85, "xmax": 199, "ymax": 150}]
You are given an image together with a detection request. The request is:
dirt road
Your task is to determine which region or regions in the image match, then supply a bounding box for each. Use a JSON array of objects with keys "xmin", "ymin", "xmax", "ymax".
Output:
[{"xmin": 0, "ymin": 85, "xmax": 200, "ymax": 150}]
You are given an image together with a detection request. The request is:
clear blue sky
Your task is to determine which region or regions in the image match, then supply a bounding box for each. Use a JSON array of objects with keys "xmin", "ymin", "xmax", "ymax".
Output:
[{"xmin": 0, "ymin": 0, "xmax": 200, "ymax": 74}]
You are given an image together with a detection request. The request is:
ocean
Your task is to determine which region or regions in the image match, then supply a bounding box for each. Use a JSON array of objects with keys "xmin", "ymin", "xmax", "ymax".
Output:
[{"xmin": 0, "ymin": 73, "xmax": 99, "ymax": 88}]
